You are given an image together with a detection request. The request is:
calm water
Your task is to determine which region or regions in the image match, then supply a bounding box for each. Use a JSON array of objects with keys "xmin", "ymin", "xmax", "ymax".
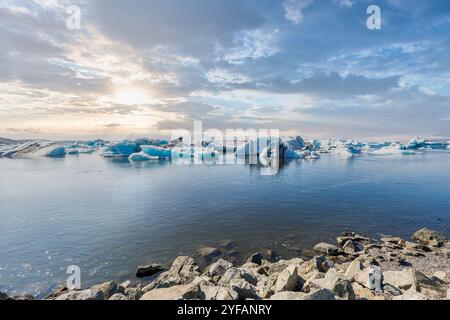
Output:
[{"xmin": 1, "ymin": 152, "xmax": 449, "ymax": 297}]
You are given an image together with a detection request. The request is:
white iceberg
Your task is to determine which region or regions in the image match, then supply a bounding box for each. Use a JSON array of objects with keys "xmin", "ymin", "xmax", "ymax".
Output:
[{"xmin": 128, "ymin": 152, "xmax": 159, "ymax": 162}]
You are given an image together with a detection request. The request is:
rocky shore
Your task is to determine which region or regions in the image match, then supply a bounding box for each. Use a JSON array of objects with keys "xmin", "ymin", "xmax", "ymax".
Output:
[{"xmin": 1, "ymin": 228, "xmax": 449, "ymax": 301}]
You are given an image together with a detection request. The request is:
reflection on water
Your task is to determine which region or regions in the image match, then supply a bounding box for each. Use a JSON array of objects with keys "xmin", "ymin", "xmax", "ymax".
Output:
[{"xmin": 0, "ymin": 151, "xmax": 449, "ymax": 297}]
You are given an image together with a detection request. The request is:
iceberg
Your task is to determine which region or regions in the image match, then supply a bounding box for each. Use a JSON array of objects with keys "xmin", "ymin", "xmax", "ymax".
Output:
[
  {"xmin": 333, "ymin": 145, "xmax": 361, "ymax": 158},
  {"xmin": 101, "ymin": 142, "xmax": 140, "ymax": 158},
  {"xmin": 370, "ymin": 143, "xmax": 415, "ymax": 155},
  {"xmin": 128, "ymin": 152, "xmax": 159, "ymax": 162},
  {"xmin": 404, "ymin": 137, "xmax": 428, "ymax": 150},
  {"xmin": 141, "ymin": 145, "xmax": 172, "ymax": 159},
  {"xmin": 46, "ymin": 146, "xmax": 66, "ymax": 157}
]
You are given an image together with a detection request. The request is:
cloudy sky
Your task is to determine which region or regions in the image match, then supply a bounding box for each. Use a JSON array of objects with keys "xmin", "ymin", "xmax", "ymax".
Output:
[{"xmin": 1, "ymin": 0, "xmax": 450, "ymax": 140}]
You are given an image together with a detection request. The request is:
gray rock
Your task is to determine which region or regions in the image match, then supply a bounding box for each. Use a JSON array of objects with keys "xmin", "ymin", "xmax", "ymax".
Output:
[
  {"xmin": 313, "ymin": 243, "xmax": 339, "ymax": 256},
  {"xmin": 140, "ymin": 283, "xmax": 201, "ymax": 300},
  {"xmin": 354, "ymin": 266, "xmax": 383, "ymax": 293},
  {"xmin": 12, "ymin": 294, "xmax": 34, "ymax": 300},
  {"xmin": 125, "ymin": 287, "xmax": 142, "ymax": 300},
  {"xmin": 270, "ymin": 289, "xmax": 335, "ymax": 300},
  {"xmin": 109, "ymin": 293, "xmax": 128, "ymax": 300},
  {"xmin": 201, "ymin": 286, "xmax": 238, "ymax": 300},
  {"xmin": 412, "ymin": 228, "xmax": 446, "ymax": 247},
  {"xmin": 90, "ymin": 281, "xmax": 119, "ymax": 299},
  {"xmin": 342, "ymin": 240, "xmax": 356, "ymax": 254},
  {"xmin": 313, "ymin": 269, "xmax": 355, "ymax": 300},
  {"xmin": 206, "ymin": 259, "xmax": 233, "ymax": 282},
  {"xmin": 218, "ymin": 267, "xmax": 258, "ymax": 286},
  {"xmin": 55, "ymin": 289, "xmax": 104, "ymax": 300},
  {"xmin": 274, "ymin": 265, "xmax": 303, "ymax": 293},
  {"xmin": 344, "ymin": 259, "xmax": 363, "ymax": 280},
  {"xmin": 229, "ymin": 278, "xmax": 258, "ymax": 300},
  {"xmin": 136, "ymin": 264, "xmax": 167, "ymax": 278},
  {"xmin": 149, "ymin": 256, "xmax": 201, "ymax": 290}
]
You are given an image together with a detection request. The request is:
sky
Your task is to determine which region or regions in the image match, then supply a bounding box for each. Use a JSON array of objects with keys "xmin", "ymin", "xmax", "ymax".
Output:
[{"xmin": 1, "ymin": 0, "xmax": 450, "ymax": 141}]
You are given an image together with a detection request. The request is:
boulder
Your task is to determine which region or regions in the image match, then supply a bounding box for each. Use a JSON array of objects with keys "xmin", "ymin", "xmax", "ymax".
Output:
[
  {"xmin": 392, "ymin": 289, "xmax": 427, "ymax": 300},
  {"xmin": 432, "ymin": 271, "xmax": 447, "ymax": 282},
  {"xmin": 247, "ymin": 253, "xmax": 265, "ymax": 266},
  {"xmin": 206, "ymin": 259, "xmax": 233, "ymax": 282},
  {"xmin": 383, "ymin": 268, "xmax": 447, "ymax": 298},
  {"xmin": 266, "ymin": 258, "xmax": 304, "ymax": 275},
  {"xmin": 354, "ymin": 266, "xmax": 383, "ymax": 293},
  {"xmin": 218, "ymin": 267, "xmax": 258, "ymax": 286},
  {"xmin": 274, "ymin": 265, "xmax": 304, "ymax": 293},
  {"xmin": 109, "ymin": 293, "xmax": 128, "ymax": 300},
  {"xmin": 148, "ymin": 256, "xmax": 201, "ymax": 290},
  {"xmin": 313, "ymin": 269, "xmax": 355, "ymax": 300},
  {"xmin": 344, "ymin": 259, "xmax": 363, "ymax": 280},
  {"xmin": 140, "ymin": 283, "xmax": 201, "ymax": 300},
  {"xmin": 381, "ymin": 237, "xmax": 402, "ymax": 244},
  {"xmin": 270, "ymin": 289, "xmax": 335, "ymax": 300},
  {"xmin": 55, "ymin": 289, "xmax": 104, "ymax": 300},
  {"xmin": 136, "ymin": 264, "xmax": 167, "ymax": 278},
  {"xmin": 124, "ymin": 288, "xmax": 142, "ymax": 300},
  {"xmin": 90, "ymin": 281, "xmax": 119, "ymax": 299},
  {"xmin": 342, "ymin": 240, "xmax": 356, "ymax": 254},
  {"xmin": 200, "ymin": 286, "xmax": 238, "ymax": 300},
  {"xmin": 313, "ymin": 242, "xmax": 339, "ymax": 256},
  {"xmin": 229, "ymin": 279, "xmax": 258, "ymax": 300},
  {"xmin": 298, "ymin": 255, "xmax": 334, "ymax": 275},
  {"xmin": 412, "ymin": 228, "xmax": 447, "ymax": 247}
]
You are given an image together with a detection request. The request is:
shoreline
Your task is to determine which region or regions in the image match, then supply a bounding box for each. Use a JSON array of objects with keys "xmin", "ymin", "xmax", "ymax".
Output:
[{"xmin": 2, "ymin": 227, "xmax": 448, "ymax": 301}]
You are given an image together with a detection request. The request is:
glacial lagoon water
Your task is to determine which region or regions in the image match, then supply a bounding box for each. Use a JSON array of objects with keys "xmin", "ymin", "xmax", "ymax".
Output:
[{"xmin": 1, "ymin": 151, "xmax": 449, "ymax": 297}]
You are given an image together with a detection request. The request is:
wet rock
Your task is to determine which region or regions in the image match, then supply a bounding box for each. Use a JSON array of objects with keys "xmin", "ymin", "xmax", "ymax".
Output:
[
  {"xmin": 119, "ymin": 280, "xmax": 132, "ymax": 290},
  {"xmin": 274, "ymin": 265, "xmax": 304, "ymax": 293},
  {"xmin": 337, "ymin": 234, "xmax": 371, "ymax": 247},
  {"xmin": 313, "ymin": 242, "xmax": 339, "ymax": 256},
  {"xmin": 140, "ymin": 283, "xmax": 201, "ymax": 300},
  {"xmin": 136, "ymin": 264, "xmax": 167, "ymax": 278},
  {"xmin": 45, "ymin": 285, "xmax": 69, "ymax": 300},
  {"xmin": 109, "ymin": 293, "xmax": 128, "ymax": 300},
  {"xmin": 247, "ymin": 253, "xmax": 265, "ymax": 266},
  {"xmin": 197, "ymin": 246, "xmax": 221, "ymax": 259},
  {"xmin": 412, "ymin": 228, "xmax": 446, "ymax": 247},
  {"xmin": 206, "ymin": 259, "xmax": 233, "ymax": 282},
  {"xmin": 219, "ymin": 240, "xmax": 237, "ymax": 250}
]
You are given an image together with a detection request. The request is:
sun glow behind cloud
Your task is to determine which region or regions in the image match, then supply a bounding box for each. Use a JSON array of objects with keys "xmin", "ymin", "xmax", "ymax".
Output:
[{"xmin": 113, "ymin": 88, "xmax": 153, "ymax": 105}]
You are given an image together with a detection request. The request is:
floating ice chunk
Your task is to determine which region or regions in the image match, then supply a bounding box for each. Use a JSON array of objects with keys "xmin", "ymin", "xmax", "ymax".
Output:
[
  {"xmin": 333, "ymin": 145, "xmax": 361, "ymax": 158},
  {"xmin": 370, "ymin": 143, "xmax": 415, "ymax": 155},
  {"xmin": 404, "ymin": 137, "xmax": 428, "ymax": 150},
  {"xmin": 283, "ymin": 149, "xmax": 303, "ymax": 159},
  {"xmin": 128, "ymin": 152, "xmax": 159, "ymax": 162},
  {"xmin": 141, "ymin": 145, "xmax": 172, "ymax": 159},
  {"xmin": 46, "ymin": 146, "xmax": 66, "ymax": 157},
  {"xmin": 101, "ymin": 142, "xmax": 140, "ymax": 158}
]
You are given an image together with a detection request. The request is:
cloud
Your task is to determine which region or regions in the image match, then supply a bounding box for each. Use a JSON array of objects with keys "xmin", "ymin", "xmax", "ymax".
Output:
[{"xmin": 283, "ymin": 0, "xmax": 313, "ymax": 24}]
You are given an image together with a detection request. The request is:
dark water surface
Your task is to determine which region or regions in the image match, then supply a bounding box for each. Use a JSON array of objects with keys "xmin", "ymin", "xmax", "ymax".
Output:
[{"xmin": 1, "ymin": 152, "xmax": 449, "ymax": 297}]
